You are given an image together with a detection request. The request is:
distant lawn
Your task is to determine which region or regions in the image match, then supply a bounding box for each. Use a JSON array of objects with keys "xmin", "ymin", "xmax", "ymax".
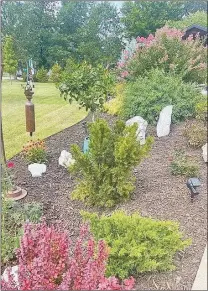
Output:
[{"xmin": 2, "ymin": 80, "xmax": 87, "ymax": 159}]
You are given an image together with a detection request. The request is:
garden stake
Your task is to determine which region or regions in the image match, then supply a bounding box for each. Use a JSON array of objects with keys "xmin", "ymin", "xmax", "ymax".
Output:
[{"xmin": 82, "ymin": 121, "xmax": 89, "ymax": 153}]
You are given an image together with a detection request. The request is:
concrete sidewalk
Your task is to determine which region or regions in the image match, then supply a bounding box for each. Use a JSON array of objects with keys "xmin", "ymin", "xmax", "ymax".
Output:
[{"xmin": 192, "ymin": 245, "xmax": 207, "ymax": 290}]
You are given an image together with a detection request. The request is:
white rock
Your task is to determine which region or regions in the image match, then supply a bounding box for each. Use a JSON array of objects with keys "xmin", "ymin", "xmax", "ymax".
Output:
[
  {"xmin": 2, "ymin": 265, "xmax": 19, "ymax": 287},
  {"xmin": 201, "ymin": 89, "xmax": 207, "ymax": 96},
  {"xmin": 58, "ymin": 150, "xmax": 75, "ymax": 168},
  {"xmin": 28, "ymin": 163, "xmax": 47, "ymax": 177},
  {"xmin": 202, "ymin": 143, "xmax": 207, "ymax": 162},
  {"xmin": 157, "ymin": 105, "xmax": 173, "ymax": 137},
  {"xmin": 126, "ymin": 116, "xmax": 148, "ymax": 145}
]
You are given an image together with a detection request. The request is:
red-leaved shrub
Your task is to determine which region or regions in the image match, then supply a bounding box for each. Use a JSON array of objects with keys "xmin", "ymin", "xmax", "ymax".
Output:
[{"xmin": 1, "ymin": 222, "xmax": 135, "ymax": 290}]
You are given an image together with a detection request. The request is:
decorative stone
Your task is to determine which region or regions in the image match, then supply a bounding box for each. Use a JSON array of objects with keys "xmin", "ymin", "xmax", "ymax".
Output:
[
  {"xmin": 2, "ymin": 265, "xmax": 19, "ymax": 287},
  {"xmin": 202, "ymin": 143, "xmax": 207, "ymax": 162},
  {"xmin": 125, "ymin": 116, "xmax": 148, "ymax": 145},
  {"xmin": 157, "ymin": 105, "xmax": 173, "ymax": 137},
  {"xmin": 28, "ymin": 163, "xmax": 47, "ymax": 177},
  {"xmin": 58, "ymin": 150, "xmax": 75, "ymax": 168},
  {"xmin": 201, "ymin": 89, "xmax": 207, "ymax": 96}
]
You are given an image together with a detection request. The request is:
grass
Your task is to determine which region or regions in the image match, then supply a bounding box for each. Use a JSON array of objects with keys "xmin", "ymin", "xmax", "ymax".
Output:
[{"xmin": 2, "ymin": 80, "xmax": 87, "ymax": 159}]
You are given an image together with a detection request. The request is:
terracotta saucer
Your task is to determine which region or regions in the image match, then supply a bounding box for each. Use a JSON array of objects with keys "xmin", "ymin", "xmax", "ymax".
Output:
[{"xmin": 7, "ymin": 186, "xmax": 27, "ymax": 201}]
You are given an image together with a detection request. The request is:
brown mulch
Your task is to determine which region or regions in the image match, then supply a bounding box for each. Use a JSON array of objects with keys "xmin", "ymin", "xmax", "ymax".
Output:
[{"xmin": 10, "ymin": 113, "xmax": 207, "ymax": 290}]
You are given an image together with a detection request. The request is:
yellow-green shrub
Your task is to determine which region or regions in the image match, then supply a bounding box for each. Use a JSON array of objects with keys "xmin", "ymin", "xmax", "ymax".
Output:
[
  {"xmin": 82, "ymin": 210, "xmax": 191, "ymax": 279},
  {"xmin": 104, "ymin": 83, "xmax": 124, "ymax": 115},
  {"xmin": 184, "ymin": 120, "xmax": 207, "ymax": 148}
]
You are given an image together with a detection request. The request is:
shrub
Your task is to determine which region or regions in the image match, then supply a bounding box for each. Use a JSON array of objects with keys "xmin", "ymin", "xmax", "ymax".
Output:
[
  {"xmin": 195, "ymin": 99, "xmax": 207, "ymax": 121},
  {"xmin": 1, "ymin": 222, "xmax": 135, "ymax": 290},
  {"xmin": 59, "ymin": 61, "xmax": 115, "ymax": 121},
  {"xmin": 118, "ymin": 26, "xmax": 207, "ymax": 84},
  {"xmin": 166, "ymin": 11, "xmax": 208, "ymax": 30},
  {"xmin": 170, "ymin": 149, "xmax": 199, "ymax": 177},
  {"xmin": 36, "ymin": 66, "xmax": 49, "ymax": 82},
  {"xmin": 184, "ymin": 120, "xmax": 207, "ymax": 148},
  {"xmin": 103, "ymin": 83, "xmax": 125, "ymax": 116},
  {"xmin": 22, "ymin": 139, "xmax": 47, "ymax": 163},
  {"xmin": 82, "ymin": 211, "xmax": 191, "ymax": 279},
  {"xmin": 121, "ymin": 68, "xmax": 202, "ymax": 124},
  {"xmin": 50, "ymin": 63, "xmax": 62, "ymax": 84},
  {"xmin": 69, "ymin": 119, "xmax": 153, "ymax": 207}
]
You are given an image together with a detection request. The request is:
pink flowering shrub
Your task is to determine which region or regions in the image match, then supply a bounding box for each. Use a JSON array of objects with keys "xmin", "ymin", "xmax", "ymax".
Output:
[
  {"xmin": 117, "ymin": 26, "xmax": 207, "ymax": 83},
  {"xmin": 1, "ymin": 222, "xmax": 135, "ymax": 291}
]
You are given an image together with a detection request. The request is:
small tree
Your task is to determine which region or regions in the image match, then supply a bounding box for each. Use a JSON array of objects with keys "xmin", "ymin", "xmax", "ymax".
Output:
[
  {"xmin": 50, "ymin": 63, "xmax": 62, "ymax": 84},
  {"xmin": 36, "ymin": 66, "xmax": 49, "ymax": 82},
  {"xmin": 70, "ymin": 119, "xmax": 153, "ymax": 207},
  {"xmin": 3, "ymin": 36, "xmax": 18, "ymax": 84},
  {"xmin": 59, "ymin": 61, "xmax": 115, "ymax": 121}
]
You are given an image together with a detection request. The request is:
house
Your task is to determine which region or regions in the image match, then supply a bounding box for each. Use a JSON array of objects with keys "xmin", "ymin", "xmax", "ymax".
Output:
[{"xmin": 182, "ymin": 24, "xmax": 207, "ymax": 46}]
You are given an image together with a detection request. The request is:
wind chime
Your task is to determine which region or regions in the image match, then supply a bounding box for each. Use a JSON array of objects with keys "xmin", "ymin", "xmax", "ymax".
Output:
[
  {"xmin": 7, "ymin": 59, "xmax": 36, "ymax": 200},
  {"xmin": 25, "ymin": 58, "xmax": 35, "ymax": 136}
]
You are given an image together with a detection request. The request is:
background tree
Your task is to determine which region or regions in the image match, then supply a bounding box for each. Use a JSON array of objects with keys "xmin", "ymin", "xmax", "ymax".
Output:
[
  {"xmin": 3, "ymin": 36, "xmax": 18, "ymax": 84},
  {"xmin": 2, "ymin": 0, "xmax": 57, "ymax": 69},
  {"xmin": 77, "ymin": 1, "xmax": 124, "ymax": 66},
  {"xmin": 121, "ymin": 1, "xmax": 184, "ymax": 38},
  {"xmin": 181, "ymin": 0, "xmax": 207, "ymax": 15}
]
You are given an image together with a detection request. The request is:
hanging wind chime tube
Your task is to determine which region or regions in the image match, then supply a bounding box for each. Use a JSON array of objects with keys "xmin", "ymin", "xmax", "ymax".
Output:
[{"xmin": 25, "ymin": 59, "xmax": 35, "ymax": 136}]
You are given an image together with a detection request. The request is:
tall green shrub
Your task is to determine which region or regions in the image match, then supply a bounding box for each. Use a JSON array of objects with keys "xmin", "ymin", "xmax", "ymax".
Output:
[
  {"xmin": 69, "ymin": 119, "xmax": 153, "ymax": 207},
  {"xmin": 50, "ymin": 63, "xmax": 62, "ymax": 84},
  {"xmin": 36, "ymin": 66, "xmax": 48, "ymax": 82},
  {"xmin": 82, "ymin": 211, "xmax": 191, "ymax": 279},
  {"xmin": 121, "ymin": 69, "xmax": 202, "ymax": 124}
]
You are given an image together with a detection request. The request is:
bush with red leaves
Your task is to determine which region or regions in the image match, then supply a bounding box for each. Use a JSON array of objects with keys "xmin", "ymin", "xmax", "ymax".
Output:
[{"xmin": 1, "ymin": 222, "xmax": 134, "ymax": 290}]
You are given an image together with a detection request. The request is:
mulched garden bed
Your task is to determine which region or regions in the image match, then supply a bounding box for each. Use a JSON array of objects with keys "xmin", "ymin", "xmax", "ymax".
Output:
[{"xmin": 10, "ymin": 113, "xmax": 207, "ymax": 290}]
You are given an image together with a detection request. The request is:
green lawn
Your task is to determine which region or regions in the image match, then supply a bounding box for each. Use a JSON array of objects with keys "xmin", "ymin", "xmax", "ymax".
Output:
[{"xmin": 2, "ymin": 80, "xmax": 87, "ymax": 159}]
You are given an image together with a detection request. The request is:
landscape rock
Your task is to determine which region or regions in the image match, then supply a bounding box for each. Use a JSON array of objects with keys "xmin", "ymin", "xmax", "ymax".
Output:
[
  {"xmin": 126, "ymin": 116, "xmax": 148, "ymax": 145},
  {"xmin": 202, "ymin": 143, "xmax": 207, "ymax": 162},
  {"xmin": 28, "ymin": 163, "xmax": 47, "ymax": 177},
  {"xmin": 2, "ymin": 265, "xmax": 19, "ymax": 287},
  {"xmin": 59, "ymin": 150, "xmax": 75, "ymax": 168},
  {"xmin": 157, "ymin": 105, "xmax": 173, "ymax": 137}
]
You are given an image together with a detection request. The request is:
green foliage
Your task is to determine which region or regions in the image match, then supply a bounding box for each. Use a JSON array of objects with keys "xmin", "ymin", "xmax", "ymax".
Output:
[
  {"xmin": 49, "ymin": 63, "xmax": 62, "ymax": 84},
  {"xmin": 124, "ymin": 26, "xmax": 207, "ymax": 84},
  {"xmin": 69, "ymin": 119, "xmax": 153, "ymax": 207},
  {"xmin": 104, "ymin": 83, "xmax": 125, "ymax": 116},
  {"xmin": 184, "ymin": 120, "xmax": 207, "ymax": 148},
  {"xmin": 3, "ymin": 36, "xmax": 18, "ymax": 82},
  {"xmin": 81, "ymin": 210, "xmax": 191, "ymax": 278},
  {"xmin": 167, "ymin": 11, "xmax": 207, "ymax": 29},
  {"xmin": 1, "ymin": 187, "xmax": 43, "ymax": 264},
  {"xmin": 121, "ymin": 1, "xmax": 184, "ymax": 38},
  {"xmin": 36, "ymin": 66, "xmax": 49, "ymax": 82},
  {"xmin": 59, "ymin": 62, "xmax": 115, "ymax": 118},
  {"xmin": 22, "ymin": 139, "xmax": 47, "ymax": 164},
  {"xmin": 195, "ymin": 99, "xmax": 207, "ymax": 121},
  {"xmin": 76, "ymin": 1, "xmax": 124, "ymax": 66},
  {"xmin": 121, "ymin": 69, "xmax": 202, "ymax": 124},
  {"xmin": 170, "ymin": 149, "xmax": 199, "ymax": 177},
  {"xmin": 2, "ymin": 1, "xmax": 123, "ymax": 68}
]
